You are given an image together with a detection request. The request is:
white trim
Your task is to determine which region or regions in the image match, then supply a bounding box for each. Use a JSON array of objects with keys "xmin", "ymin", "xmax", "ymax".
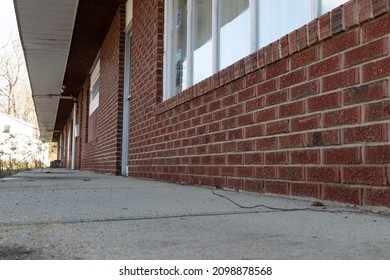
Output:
[
  {"xmin": 312, "ymin": 0, "xmax": 321, "ymax": 17},
  {"xmin": 163, "ymin": 0, "xmax": 174, "ymax": 100},
  {"xmin": 212, "ymin": 0, "xmax": 219, "ymax": 73},
  {"xmin": 186, "ymin": 0, "xmax": 194, "ymax": 87},
  {"xmin": 250, "ymin": 0, "xmax": 259, "ymax": 52}
]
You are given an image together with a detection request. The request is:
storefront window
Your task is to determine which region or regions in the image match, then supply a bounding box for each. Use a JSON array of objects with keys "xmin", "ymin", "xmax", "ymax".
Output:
[
  {"xmin": 219, "ymin": 0, "xmax": 250, "ymax": 69},
  {"xmin": 164, "ymin": 0, "xmax": 348, "ymax": 100},
  {"xmin": 258, "ymin": 0, "xmax": 312, "ymax": 48},
  {"xmin": 193, "ymin": 0, "xmax": 213, "ymax": 84}
]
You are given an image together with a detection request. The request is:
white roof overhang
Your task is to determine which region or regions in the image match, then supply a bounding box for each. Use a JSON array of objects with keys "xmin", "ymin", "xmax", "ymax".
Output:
[{"xmin": 13, "ymin": 0, "xmax": 79, "ymax": 141}]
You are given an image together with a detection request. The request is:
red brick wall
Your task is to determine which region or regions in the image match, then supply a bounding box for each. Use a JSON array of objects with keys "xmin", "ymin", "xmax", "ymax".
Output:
[
  {"xmin": 129, "ymin": 0, "xmax": 390, "ymax": 208},
  {"xmin": 74, "ymin": 5, "xmax": 126, "ymax": 175}
]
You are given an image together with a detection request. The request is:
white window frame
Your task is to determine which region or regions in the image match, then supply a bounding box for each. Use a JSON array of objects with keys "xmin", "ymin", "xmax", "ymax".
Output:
[
  {"xmin": 89, "ymin": 57, "xmax": 100, "ymax": 115},
  {"xmin": 163, "ymin": 0, "xmax": 344, "ymax": 100}
]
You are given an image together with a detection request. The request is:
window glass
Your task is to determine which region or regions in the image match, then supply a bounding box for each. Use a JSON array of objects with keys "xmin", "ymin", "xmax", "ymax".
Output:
[
  {"xmin": 89, "ymin": 59, "xmax": 100, "ymax": 115},
  {"xmin": 258, "ymin": 0, "xmax": 312, "ymax": 48},
  {"xmin": 173, "ymin": 0, "xmax": 188, "ymax": 94},
  {"xmin": 321, "ymin": 0, "xmax": 348, "ymax": 13},
  {"xmin": 193, "ymin": 0, "xmax": 213, "ymax": 84},
  {"xmin": 219, "ymin": 0, "xmax": 250, "ymax": 70}
]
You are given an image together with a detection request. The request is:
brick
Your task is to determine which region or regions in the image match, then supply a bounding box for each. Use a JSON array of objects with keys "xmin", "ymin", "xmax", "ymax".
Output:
[
  {"xmin": 257, "ymin": 48, "xmax": 265, "ymax": 68},
  {"xmin": 265, "ymin": 151, "xmax": 288, "ymax": 165},
  {"xmin": 322, "ymin": 68, "xmax": 360, "ymax": 92},
  {"xmin": 255, "ymin": 107, "xmax": 277, "ymax": 123},
  {"xmin": 307, "ymin": 167, "xmax": 340, "ymax": 183},
  {"xmin": 278, "ymin": 166, "xmax": 304, "ymax": 181},
  {"xmin": 365, "ymin": 145, "xmax": 390, "ymax": 163},
  {"xmin": 323, "ymin": 147, "xmax": 362, "ymax": 164},
  {"xmin": 290, "ymin": 80, "xmax": 320, "ymax": 100},
  {"xmin": 227, "ymin": 178, "xmax": 243, "ymax": 190},
  {"xmin": 255, "ymin": 166, "xmax": 277, "ymax": 179},
  {"xmin": 372, "ymin": 0, "xmax": 388, "ymax": 16},
  {"xmin": 244, "ymin": 54, "xmax": 253, "ymax": 74},
  {"xmin": 245, "ymin": 96, "xmax": 265, "ymax": 112},
  {"xmin": 236, "ymin": 166, "xmax": 254, "ymax": 178},
  {"xmin": 307, "ymin": 19, "xmax": 318, "ymax": 46},
  {"xmin": 289, "ymin": 29, "xmax": 298, "ymax": 54},
  {"xmin": 266, "ymin": 120, "xmax": 289, "ymax": 135},
  {"xmin": 279, "ymin": 134, "xmax": 305, "ymax": 149},
  {"xmin": 246, "ymin": 70, "xmax": 264, "ymax": 87},
  {"xmin": 245, "ymin": 124, "xmax": 264, "ymax": 138},
  {"xmin": 221, "ymin": 117, "xmax": 237, "ymax": 130},
  {"xmin": 323, "ymin": 106, "xmax": 361, "ymax": 128},
  {"xmin": 343, "ymin": 80, "xmax": 388, "ymax": 105},
  {"xmin": 221, "ymin": 141, "xmax": 237, "ymax": 153},
  {"xmin": 227, "ymin": 128, "xmax": 243, "ymax": 141},
  {"xmin": 213, "ymin": 155, "xmax": 226, "ymax": 165},
  {"xmin": 307, "ymin": 92, "xmax": 341, "ymax": 112},
  {"xmin": 244, "ymin": 179, "xmax": 263, "ymax": 193},
  {"xmin": 256, "ymin": 137, "xmax": 278, "ymax": 151},
  {"xmin": 362, "ymin": 13, "xmax": 390, "ymax": 42},
  {"xmin": 365, "ymin": 100, "xmax": 390, "ymax": 122},
  {"xmin": 308, "ymin": 55, "xmax": 341, "ymax": 80},
  {"xmin": 227, "ymin": 154, "xmax": 243, "ymax": 165},
  {"xmin": 213, "ymin": 177, "xmax": 226, "ymax": 188},
  {"xmin": 362, "ymin": 57, "xmax": 390, "ymax": 82},
  {"xmin": 209, "ymin": 100, "xmax": 221, "ymax": 111},
  {"xmin": 237, "ymin": 140, "xmax": 254, "ymax": 152},
  {"xmin": 291, "ymin": 183, "xmax": 321, "ymax": 199},
  {"xmin": 222, "ymin": 94, "xmax": 237, "ymax": 107},
  {"xmin": 297, "ymin": 25, "xmax": 308, "ymax": 51},
  {"xmin": 292, "ymin": 114, "xmax": 320, "ymax": 132},
  {"xmin": 264, "ymin": 181, "xmax": 289, "ymax": 195},
  {"xmin": 238, "ymin": 113, "xmax": 254, "ymax": 126},
  {"xmin": 365, "ymin": 188, "xmax": 390, "ymax": 207},
  {"xmin": 322, "ymin": 30, "xmax": 359, "ymax": 58},
  {"xmin": 291, "ymin": 47, "xmax": 319, "ymax": 70},
  {"xmin": 244, "ymin": 152, "xmax": 264, "ymax": 165},
  {"xmin": 266, "ymin": 90, "xmax": 288, "ymax": 106},
  {"xmin": 331, "ymin": 5, "xmax": 344, "ymax": 35},
  {"xmin": 272, "ymin": 40, "xmax": 281, "ymax": 62},
  {"xmin": 343, "ymin": 167, "xmax": 387, "ymax": 185},
  {"xmin": 344, "ymin": 0, "xmax": 358, "ymax": 29},
  {"xmin": 323, "ymin": 185, "xmax": 362, "ymax": 205},
  {"xmin": 280, "ymin": 35, "xmax": 290, "ymax": 59},
  {"xmin": 264, "ymin": 44, "xmax": 273, "ymax": 65},
  {"xmin": 238, "ymin": 87, "xmax": 256, "ymax": 102},
  {"xmin": 345, "ymin": 38, "xmax": 388, "ymax": 68},
  {"xmin": 343, "ymin": 124, "xmax": 388, "ymax": 144},
  {"xmin": 230, "ymin": 77, "xmax": 246, "ymax": 93},
  {"xmin": 357, "ymin": 0, "xmax": 372, "ymax": 23},
  {"xmin": 291, "ymin": 150, "xmax": 320, "ymax": 164},
  {"xmin": 280, "ymin": 68, "xmax": 307, "ymax": 89},
  {"xmin": 257, "ymin": 79, "xmax": 278, "ymax": 96},
  {"xmin": 319, "ymin": 12, "xmax": 331, "ymax": 41},
  {"xmin": 266, "ymin": 60, "xmax": 289, "ymax": 79},
  {"xmin": 279, "ymin": 101, "xmax": 305, "ymax": 118}
]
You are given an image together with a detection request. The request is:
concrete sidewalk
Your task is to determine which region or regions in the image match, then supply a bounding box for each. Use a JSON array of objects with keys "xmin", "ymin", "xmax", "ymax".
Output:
[{"xmin": 0, "ymin": 169, "xmax": 389, "ymax": 259}]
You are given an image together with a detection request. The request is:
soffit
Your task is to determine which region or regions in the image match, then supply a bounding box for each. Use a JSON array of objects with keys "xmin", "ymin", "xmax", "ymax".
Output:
[
  {"xmin": 15, "ymin": 0, "xmax": 122, "ymax": 142},
  {"xmin": 13, "ymin": 0, "xmax": 79, "ymax": 141}
]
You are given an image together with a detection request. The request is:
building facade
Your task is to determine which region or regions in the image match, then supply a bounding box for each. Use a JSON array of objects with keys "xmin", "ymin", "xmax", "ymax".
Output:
[{"xmin": 15, "ymin": 0, "xmax": 390, "ymax": 208}]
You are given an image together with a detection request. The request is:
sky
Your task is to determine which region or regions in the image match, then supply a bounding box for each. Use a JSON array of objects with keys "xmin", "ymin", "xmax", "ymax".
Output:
[{"xmin": 0, "ymin": 0, "xmax": 19, "ymax": 46}]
